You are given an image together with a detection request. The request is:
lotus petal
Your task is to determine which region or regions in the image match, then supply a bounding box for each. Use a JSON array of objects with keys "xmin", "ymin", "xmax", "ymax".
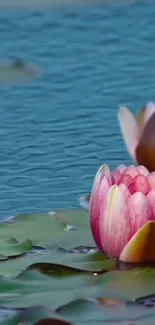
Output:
[
  {"xmin": 137, "ymin": 165, "xmax": 149, "ymax": 176},
  {"xmin": 136, "ymin": 107, "xmax": 146, "ymax": 129},
  {"xmin": 110, "ymin": 170, "xmax": 122, "ymax": 185},
  {"xmin": 116, "ymin": 164, "xmax": 127, "ymax": 173},
  {"xmin": 99, "ymin": 185, "xmax": 130, "ymax": 258},
  {"xmin": 127, "ymin": 192, "xmax": 154, "ymax": 235},
  {"xmin": 120, "ymin": 221, "xmax": 155, "ymax": 262},
  {"xmin": 118, "ymin": 183, "xmax": 131, "ymax": 202},
  {"xmin": 144, "ymin": 101, "xmax": 155, "ymax": 126},
  {"xmin": 147, "ymin": 172, "xmax": 155, "ymax": 188},
  {"xmin": 118, "ymin": 174, "xmax": 133, "ymax": 187},
  {"xmin": 89, "ymin": 164, "xmax": 110, "ymax": 249},
  {"xmin": 147, "ymin": 189, "xmax": 155, "ymax": 217},
  {"xmin": 128, "ymin": 174, "xmax": 151, "ymax": 195},
  {"xmin": 118, "ymin": 106, "xmax": 140, "ymax": 162},
  {"xmin": 122, "ymin": 166, "xmax": 140, "ymax": 178},
  {"xmin": 136, "ymin": 112, "xmax": 155, "ymax": 172}
]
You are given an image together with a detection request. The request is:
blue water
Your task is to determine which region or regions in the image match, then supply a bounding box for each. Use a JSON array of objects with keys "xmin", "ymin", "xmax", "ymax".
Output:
[{"xmin": 0, "ymin": 1, "xmax": 154, "ymax": 216}]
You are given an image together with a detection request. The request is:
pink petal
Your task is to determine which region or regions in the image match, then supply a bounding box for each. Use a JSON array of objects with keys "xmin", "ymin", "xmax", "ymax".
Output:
[
  {"xmin": 147, "ymin": 189, "xmax": 155, "ymax": 218},
  {"xmin": 119, "ymin": 183, "xmax": 131, "ymax": 202},
  {"xmin": 90, "ymin": 164, "xmax": 110, "ymax": 249},
  {"xmin": 128, "ymin": 174, "xmax": 151, "ymax": 195},
  {"xmin": 118, "ymin": 106, "xmax": 141, "ymax": 162},
  {"xmin": 116, "ymin": 164, "xmax": 127, "ymax": 173},
  {"xmin": 110, "ymin": 170, "xmax": 122, "ymax": 185},
  {"xmin": 127, "ymin": 192, "xmax": 154, "ymax": 236},
  {"xmin": 147, "ymin": 172, "xmax": 155, "ymax": 189},
  {"xmin": 99, "ymin": 185, "xmax": 130, "ymax": 258},
  {"xmin": 118, "ymin": 174, "xmax": 133, "ymax": 188},
  {"xmin": 144, "ymin": 101, "xmax": 155, "ymax": 127},
  {"xmin": 122, "ymin": 166, "xmax": 140, "ymax": 178},
  {"xmin": 135, "ymin": 112, "xmax": 155, "ymax": 172},
  {"xmin": 137, "ymin": 165, "xmax": 149, "ymax": 176}
]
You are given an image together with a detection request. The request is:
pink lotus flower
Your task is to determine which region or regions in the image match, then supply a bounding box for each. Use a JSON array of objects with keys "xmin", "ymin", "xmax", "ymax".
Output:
[
  {"xmin": 90, "ymin": 164, "xmax": 155, "ymax": 263},
  {"xmin": 118, "ymin": 102, "xmax": 155, "ymax": 172}
]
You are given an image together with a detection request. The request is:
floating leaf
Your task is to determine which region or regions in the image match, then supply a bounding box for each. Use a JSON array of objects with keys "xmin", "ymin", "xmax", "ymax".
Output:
[
  {"xmin": 53, "ymin": 209, "xmax": 89, "ymax": 229},
  {"xmin": 0, "ymin": 209, "xmax": 153, "ymax": 324},
  {"xmin": 0, "ymin": 305, "xmax": 62, "ymax": 325},
  {"xmin": 0, "ymin": 58, "xmax": 39, "ymax": 86},
  {"xmin": 0, "ymin": 238, "xmax": 32, "ymax": 257},
  {"xmin": 56, "ymin": 298, "xmax": 155, "ymax": 325},
  {"xmin": 0, "ymin": 210, "xmax": 94, "ymax": 249},
  {"xmin": 27, "ymin": 263, "xmax": 89, "ymax": 274},
  {"xmin": 95, "ymin": 268, "xmax": 155, "ymax": 301},
  {"xmin": 0, "ymin": 255, "xmax": 8, "ymax": 261},
  {"xmin": 0, "ymin": 247, "xmax": 115, "ymax": 277},
  {"xmin": 0, "ymin": 270, "xmax": 102, "ymax": 310}
]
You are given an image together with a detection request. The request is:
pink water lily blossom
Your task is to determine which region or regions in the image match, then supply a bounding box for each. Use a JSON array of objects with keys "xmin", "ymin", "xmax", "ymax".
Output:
[
  {"xmin": 118, "ymin": 101, "xmax": 155, "ymax": 172},
  {"xmin": 90, "ymin": 164, "xmax": 155, "ymax": 263}
]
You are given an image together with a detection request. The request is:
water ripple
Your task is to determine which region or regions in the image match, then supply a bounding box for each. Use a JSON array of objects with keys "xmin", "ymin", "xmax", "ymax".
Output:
[{"xmin": 0, "ymin": 1, "xmax": 153, "ymax": 216}]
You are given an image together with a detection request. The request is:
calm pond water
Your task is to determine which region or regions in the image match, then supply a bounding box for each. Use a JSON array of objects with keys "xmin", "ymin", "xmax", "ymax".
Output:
[{"xmin": 0, "ymin": 1, "xmax": 154, "ymax": 217}]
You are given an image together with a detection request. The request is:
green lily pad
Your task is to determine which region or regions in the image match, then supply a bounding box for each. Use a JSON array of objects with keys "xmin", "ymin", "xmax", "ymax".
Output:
[
  {"xmin": 0, "ymin": 306, "xmax": 65, "ymax": 325},
  {"xmin": 95, "ymin": 268, "xmax": 155, "ymax": 301},
  {"xmin": 0, "ymin": 210, "xmax": 122, "ymax": 277},
  {"xmin": 53, "ymin": 209, "xmax": 89, "ymax": 228},
  {"xmin": 57, "ymin": 298, "xmax": 155, "ymax": 325},
  {"xmin": 0, "ymin": 238, "xmax": 32, "ymax": 257},
  {"xmin": 0, "ymin": 255, "xmax": 8, "ymax": 261},
  {"xmin": 0, "ymin": 210, "xmax": 93, "ymax": 249},
  {"xmin": 1, "ymin": 267, "xmax": 155, "ymax": 317},
  {"xmin": 0, "ymin": 270, "xmax": 102, "ymax": 310},
  {"xmin": 0, "ymin": 209, "xmax": 154, "ymax": 324},
  {"xmin": 0, "ymin": 248, "xmax": 115, "ymax": 277},
  {"xmin": 0, "ymin": 210, "xmax": 96, "ymax": 263},
  {"xmin": 2, "ymin": 306, "xmax": 60, "ymax": 325}
]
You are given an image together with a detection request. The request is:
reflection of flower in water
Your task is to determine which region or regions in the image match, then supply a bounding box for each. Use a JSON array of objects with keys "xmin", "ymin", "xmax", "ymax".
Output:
[{"xmin": 97, "ymin": 298, "xmax": 125, "ymax": 308}]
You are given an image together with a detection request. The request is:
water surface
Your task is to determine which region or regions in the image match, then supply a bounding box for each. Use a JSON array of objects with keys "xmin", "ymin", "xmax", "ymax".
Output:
[{"xmin": 0, "ymin": 1, "xmax": 154, "ymax": 216}]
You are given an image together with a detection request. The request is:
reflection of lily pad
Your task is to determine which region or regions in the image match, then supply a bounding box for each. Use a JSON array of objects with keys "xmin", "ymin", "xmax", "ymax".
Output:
[{"xmin": 0, "ymin": 58, "xmax": 39, "ymax": 85}]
